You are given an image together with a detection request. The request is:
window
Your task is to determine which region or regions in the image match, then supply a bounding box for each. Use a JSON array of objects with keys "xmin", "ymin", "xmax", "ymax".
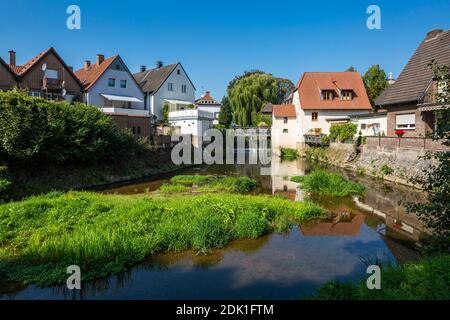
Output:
[
  {"xmin": 120, "ymin": 80, "xmax": 127, "ymax": 88},
  {"xmin": 45, "ymin": 69, "xmax": 58, "ymax": 79},
  {"xmin": 29, "ymin": 91, "xmax": 41, "ymax": 97},
  {"xmin": 341, "ymin": 90, "xmax": 353, "ymax": 100},
  {"xmin": 168, "ymin": 83, "xmax": 174, "ymax": 91},
  {"xmin": 177, "ymin": 69, "xmax": 181, "ymax": 75},
  {"xmin": 108, "ymin": 78, "xmax": 116, "ymax": 87},
  {"xmin": 361, "ymin": 123, "xmax": 367, "ymax": 130},
  {"xmin": 116, "ymin": 64, "xmax": 121, "ymax": 70},
  {"xmin": 312, "ymin": 112, "xmax": 318, "ymax": 121},
  {"xmin": 321, "ymin": 90, "xmax": 334, "ymax": 101},
  {"xmin": 283, "ymin": 117, "xmax": 288, "ymax": 124},
  {"xmin": 396, "ymin": 113, "xmax": 416, "ymax": 130},
  {"xmin": 182, "ymin": 84, "xmax": 187, "ymax": 93},
  {"xmin": 283, "ymin": 129, "xmax": 289, "ymax": 133},
  {"xmin": 137, "ymin": 126, "xmax": 141, "ymax": 135}
]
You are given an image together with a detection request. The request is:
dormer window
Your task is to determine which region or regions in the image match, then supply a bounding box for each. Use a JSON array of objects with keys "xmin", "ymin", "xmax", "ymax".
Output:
[
  {"xmin": 321, "ymin": 90, "xmax": 334, "ymax": 101},
  {"xmin": 341, "ymin": 90, "xmax": 353, "ymax": 101}
]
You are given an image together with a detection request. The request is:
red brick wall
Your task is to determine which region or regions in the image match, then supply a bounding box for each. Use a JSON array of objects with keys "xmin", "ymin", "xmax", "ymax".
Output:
[{"xmin": 386, "ymin": 102, "xmax": 434, "ymax": 137}]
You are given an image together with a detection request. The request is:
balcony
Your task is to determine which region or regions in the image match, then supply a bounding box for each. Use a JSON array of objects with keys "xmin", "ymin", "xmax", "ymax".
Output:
[
  {"xmin": 168, "ymin": 109, "xmax": 215, "ymax": 121},
  {"xmin": 100, "ymin": 107, "xmax": 150, "ymax": 118},
  {"xmin": 42, "ymin": 77, "xmax": 62, "ymax": 90}
]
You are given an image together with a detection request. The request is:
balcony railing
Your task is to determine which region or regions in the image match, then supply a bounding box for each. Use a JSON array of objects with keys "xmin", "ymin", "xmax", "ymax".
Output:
[
  {"xmin": 100, "ymin": 107, "xmax": 150, "ymax": 117},
  {"xmin": 42, "ymin": 78, "xmax": 62, "ymax": 90}
]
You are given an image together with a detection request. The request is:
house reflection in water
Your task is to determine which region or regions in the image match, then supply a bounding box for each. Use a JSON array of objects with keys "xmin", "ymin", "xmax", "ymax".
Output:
[
  {"xmin": 270, "ymin": 155, "xmax": 308, "ymax": 201},
  {"xmin": 300, "ymin": 212, "xmax": 365, "ymax": 237}
]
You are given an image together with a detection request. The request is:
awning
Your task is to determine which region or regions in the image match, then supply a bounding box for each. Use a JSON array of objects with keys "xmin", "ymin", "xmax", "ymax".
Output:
[
  {"xmin": 101, "ymin": 94, "xmax": 143, "ymax": 103},
  {"xmin": 417, "ymin": 104, "xmax": 450, "ymax": 112},
  {"xmin": 326, "ymin": 117, "xmax": 350, "ymax": 123},
  {"xmin": 164, "ymin": 99, "xmax": 194, "ymax": 105}
]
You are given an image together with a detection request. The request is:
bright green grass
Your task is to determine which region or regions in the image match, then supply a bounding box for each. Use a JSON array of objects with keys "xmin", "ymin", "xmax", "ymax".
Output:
[
  {"xmin": 167, "ymin": 175, "xmax": 257, "ymax": 193},
  {"xmin": 280, "ymin": 148, "xmax": 299, "ymax": 161},
  {"xmin": 291, "ymin": 170, "xmax": 365, "ymax": 197},
  {"xmin": 0, "ymin": 191, "xmax": 323, "ymax": 286},
  {"xmin": 159, "ymin": 183, "xmax": 189, "ymax": 193},
  {"xmin": 311, "ymin": 254, "xmax": 450, "ymax": 299}
]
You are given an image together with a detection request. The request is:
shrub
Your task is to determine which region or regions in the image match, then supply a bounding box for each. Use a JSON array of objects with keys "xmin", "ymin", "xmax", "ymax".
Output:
[
  {"xmin": 234, "ymin": 211, "xmax": 269, "ymax": 239},
  {"xmin": 329, "ymin": 123, "xmax": 358, "ymax": 143},
  {"xmin": 159, "ymin": 184, "xmax": 189, "ymax": 193},
  {"xmin": 0, "ymin": 91, "xmax": 143, "ymax": 165},
  {"xmin": 381, "ymin": 164, "xmax": 394, "ymax": 175},
  {"xmin": 291, "ymin": 170, "xmax": 365, "ymax": 197},
  {"xmin": 280, "ymin": 148, "xmax": 299, "ymax": 161},
  {"xmin": 170, "ymin": 175, "xmax": 212, "ymax": 186},
  {"xmin": 233, "ymin": 176, "xmax": 257, "ymax": 193},
  {"xmin": 321, "ymin": 134, "xmax": 330, "ymax": 146}
]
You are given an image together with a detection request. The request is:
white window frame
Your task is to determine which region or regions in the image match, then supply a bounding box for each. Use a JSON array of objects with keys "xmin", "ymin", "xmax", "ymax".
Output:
[
  {"xmin": 45, "ymin": 69, "xmax": 59, "ymax": 79},
  {"xmin": 181, "ymin": 84, "xmax": 187, "ymax": 94},
  {"xmin": 395, "ymin": 113, "xmax": 416, "ymax": 130}
]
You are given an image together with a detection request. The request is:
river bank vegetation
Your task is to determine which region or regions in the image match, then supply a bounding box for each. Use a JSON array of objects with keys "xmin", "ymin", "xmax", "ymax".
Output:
[
  {"xmin": 161, "ymin": 175, "xmax": 257, "ymax": 194},
  {"xmin": 0, "ymin": 191, "xmax": 324, "ymax": 286},
  {"xmin": 291, "ymin": 170, "xmax": 365, "ymax": 197}
]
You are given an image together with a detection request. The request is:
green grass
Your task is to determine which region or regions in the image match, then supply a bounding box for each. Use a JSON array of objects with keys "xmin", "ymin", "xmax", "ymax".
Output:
[
  {"xmin": 159, "ymin": 183, "xmax": 189, "ymax": 193},
  {"xmin": 166, "ymin": 175, "xmax": 257, "ymax": 194},
  {"xmin": 311, "ymin": 254, "xmax": 450, "ymax": 299},
  {"xmin": 381, "ymin": 164, "xmax": 394, "ymax": 175},
  {"xmin": 291, "ymin": 170, "xmax": 365, "ymax": 197},
  {"xmin": 280, "ymin": 148, "xmax": 299, "ymax": 161},
  {"xmin": 0, "ymin": 191, "xmax": 323, "ymax": 286}
]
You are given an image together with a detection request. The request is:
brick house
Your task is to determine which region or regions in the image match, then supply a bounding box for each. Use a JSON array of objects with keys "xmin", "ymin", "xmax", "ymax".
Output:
[
  {"xmin": 75, "ymin": 54, "xmax": 150, "ymax": 139},
  {"xmin": 0, "ymin": 48, "xmax": 82, "ymax": 101},
  {"xmin": 376, "ymin": 29, "xmax": 450, "ymax": 137}
]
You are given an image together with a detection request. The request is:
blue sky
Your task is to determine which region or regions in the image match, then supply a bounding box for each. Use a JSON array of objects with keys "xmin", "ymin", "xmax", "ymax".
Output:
[{"xmin": 1, "ymin": 0, "xmax": 450, "ymax": 99}]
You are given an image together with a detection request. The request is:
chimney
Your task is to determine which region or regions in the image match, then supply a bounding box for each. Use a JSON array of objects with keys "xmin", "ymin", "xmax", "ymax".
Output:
[
  {"xmin": 156, "ymin": 61, "xmax": 163, "ymax": 69},
  {"xmin": 84, "ymin": 60, "xmax": 91, "ymax": 70},
  {"xmin": 8, "ymin": 50, "xmax": 16, "ymax": 66},
  {"xmin": 140, "ymin": 65, "xmax": 147, "ymax": 72},
  {"xmin": 96, "ymin": 54, "xmax": 105, "ymax": 66},
  {"xmin": 68, "ymin": 66, "xmax": 74, "ymax": 72},
  {"xmin": 205, "ymin": 91, "xmax": 211, "ymax": 96},
  {"xmin": 425, "ymin": 29, "xmax": 443, "ymax": 41}
]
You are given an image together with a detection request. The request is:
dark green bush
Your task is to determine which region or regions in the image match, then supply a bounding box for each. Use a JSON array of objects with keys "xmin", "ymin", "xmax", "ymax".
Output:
[
  {"xmin": 329, "ymin": 123, "xmax": 358, "ymax": 143},
  {"xmin": 233, "ymin": 176, "xmax": 257, "ymax": 193},
  {"xmin": 280, "ymin": 148, "xmax": 299, "ymax": 161},
  {"xmin": 0, "ymin": 91, "xmax": 144, "ymax": 165},
  {"xmin": 381, "ymin": 164, "xmax": 394, "ymax": 175}
]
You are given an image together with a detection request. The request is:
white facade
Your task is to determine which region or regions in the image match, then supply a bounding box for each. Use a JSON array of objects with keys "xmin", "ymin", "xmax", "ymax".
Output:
[
  {"xmin": 147, "ymin": 64, "xmax": 195, "ymax": 120},
  {"xmin": 168, "ymin": 109, "xmax": 214, "ymax": 137},
  {"xmin": 271, "ymin": 115, "xmax": 298, "ymax": 149},
  {"xmin": 84, "ymin": 60, "xmax": 145, "ymax": 114},
  {"xmin": 197, "ymin": 105, "xmax": 221, "ymax": 125},
  {"xmin": 350, "ymin": 113, "xmax": 388, "ymax": 136}
]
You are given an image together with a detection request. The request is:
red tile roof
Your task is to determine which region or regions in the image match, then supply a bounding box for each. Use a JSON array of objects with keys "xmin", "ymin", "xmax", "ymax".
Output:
[
  {"xmin": 74, "ymin": 55, "xmax": 119, "ymax": 90},
  {"xmin": 297, "ymin": 72, "xmax": 372, "ymax": 110},
  {"xmin": 9, "ymin": 48, "xmax": 52, "ymax": 76},
  {"xmin": 272, "ymin": 104, "xmax": 296, "ymax": 117},
  {"xmin": 195, "ymin": 91, "xmax": 221, "ymax": 105}
]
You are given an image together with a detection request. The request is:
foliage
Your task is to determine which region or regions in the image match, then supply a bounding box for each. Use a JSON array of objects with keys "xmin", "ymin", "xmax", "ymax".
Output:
[
  {"xmin": 162, "ymin": 103, "xmax": 170, "ymax": 124},
  {"xmin": 0, "ymin": 91, "xmax": 144, "ymax": 165},
  {"xmin": 291, "ymin": 170, "xmax": 365, "ymax": 197},
  {"xmin": 345, "ymin": 66, "xmax": 357, "ymax": 72},
  {"xmin": 363, "ymin": 65, "xmax": 388, "ymax": 107},
  {"xmin": 159, "ymin": 184, "xmax": 189, "ymax": 193},
  {"xmin": 218, "ymin": 96, "xmax": 233, "ymax": 128},
  {"xmin": 168, "ymin": 175, "xmax": 257, "ymax": 194},
  {"xmin": 233, "ymin": 176, "xmax": 257, "ymax": 193},
  {"xmin": 312, "ymin": 254, "xmax": 450, "ymax": 299},
  {"xmin": 280, "ymin": 148, "xmax": 299, "ymax": 161},
  {"xmin": 329, "ymin": 123, "xmax": 358, "ymax": 143},
  {"xmin": 253, "ymin": 112, "xmax": 272, "ymax": 127},
  {"xmin": 321, "ymin": 134, "xmax": 330, "ymax": 146},
  {"xmin": 227, "ymin": 71, "xmax": 294, "ymax": 126},
  {"xmin": 407, "ymin": 61, "xmax": 450, "ymax": 253},
  {"xmin": 381, "ymin": 164, "xmax": 394, "ymax": 175},
  {"xmin": 170, "ymin": 175, "xmax": 212, "ymax": 186},
  {"xmin": 0, "ymin": 191, "xmax": 324, "ymax": 286}
]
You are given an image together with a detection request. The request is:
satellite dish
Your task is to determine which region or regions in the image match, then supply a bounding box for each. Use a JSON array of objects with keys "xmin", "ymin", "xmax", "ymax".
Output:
[
  {"xmin": 62, "ymin": 81, "xmax": 66, "ymax": 87},
  {"xmin": 41, "ymin": 63, "xmax": 47, "ymax": 71},
  {"xmin": 62, "ymin": 88, "xmax": 67, "ymax": 97}
]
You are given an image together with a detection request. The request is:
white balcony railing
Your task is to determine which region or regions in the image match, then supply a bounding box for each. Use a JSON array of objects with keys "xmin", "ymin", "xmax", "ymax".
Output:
[
  {"xmin": 101, "ymin": 107, "xmax": 150, "ymax": 117},
  {"xmin": 168, "ymin": 109, "xmax": 215, "ymax": 121}
]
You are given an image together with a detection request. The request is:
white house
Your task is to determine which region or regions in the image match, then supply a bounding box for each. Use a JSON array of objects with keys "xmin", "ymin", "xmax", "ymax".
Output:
[
  {"xmin": 195, "ymin": 91, "xmax": 222, "ymax": 125},
  {"xmin": 168, "ymin": 109, "xmax": 215, "ymax": 147},
  {"xmin": 350, "ymin": 111, "xmax": 388, "ymax": 136},
  {"xmin": 271, "ymin": 104, "xmax": 298, "ymax": 149},
  {"xmin": 294, "ymin": 72, "xmax": 372, "ymax": 142},
  {"xmin": 134, "ymin": 61, "xmax": 196, "ymax": 121},
  {"xmin": 75, "ymin": 54, "xmax": 149, "ymax": 138}
]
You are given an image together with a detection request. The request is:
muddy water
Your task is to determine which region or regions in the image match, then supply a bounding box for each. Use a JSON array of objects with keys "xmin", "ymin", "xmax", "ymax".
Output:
[{"xmin": 0, "ymin": 156, "xmax": 426, "ymax": 300}]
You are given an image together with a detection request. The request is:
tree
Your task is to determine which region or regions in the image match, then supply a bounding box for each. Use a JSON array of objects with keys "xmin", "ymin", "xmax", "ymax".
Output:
[
  {"xmin": 162, "ymin": 103, "xmax": 170, "ymax": 124},
  {"xmin": 407, "ymin": 61, "xmax": 450, "ymax": 253},
  {"xmin": 363, "ymin": 65, "xmax": 388, "ymax": 107},
  {"xmin": 345, "ymin": 66, "xmax": 357, "ymax": 72},
  {"xmin": 227, "ymin": 71, "xmax": 294, "ymax": 127},
  {"xmin": 218, "ymin": 96, "xmax": 233, "ymax": 128}
]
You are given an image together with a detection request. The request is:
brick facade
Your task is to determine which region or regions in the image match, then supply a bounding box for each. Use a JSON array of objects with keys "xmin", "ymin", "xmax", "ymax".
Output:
[
  {"xmin": 386, "ymin": 102, "xmax": 434, "ymax": 137},
  {"xmin": 110, "ymin": 115, "xmax": 151, "ymax": 139}
]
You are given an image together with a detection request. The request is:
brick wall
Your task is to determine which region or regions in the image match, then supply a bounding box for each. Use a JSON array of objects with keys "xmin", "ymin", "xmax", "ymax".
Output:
[
  {"xmin": 365, "ymin": 136, "xmax": 449, "ymax": 152},
  {"xmin": 386, "ymin": 102, "xmax": 434, "ymax": 137}
]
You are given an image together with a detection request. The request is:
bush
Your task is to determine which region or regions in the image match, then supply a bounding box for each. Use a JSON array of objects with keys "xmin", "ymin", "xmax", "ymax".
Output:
[
  {"xmin": 329, "ymin": 123, "xmax": 358, "ymax": 143},
  {"xmin": 233, "ymin": 176, "xmax": 257, "ymax": 193},
  {"xmin": 234, "ymin": 211, "xmax": 268, "ymax": 239},
  {"xmin": 159, "ymin": 184, "xmax": 189, "ymax": 193},
  {"xmin": 291, "ymin": 170, "xmax": 365, "ymax": 197},
  {"xmin": 0, "ymin": 91, "xmax": 143, "ymax": 165},
  {"xmin": 321, "ymin": 134, "xmax": 330, "ymax": 145},
  {"xmin": 381, "ymin": 164, "xmax": 394, "ymax": 175},
  {"xmin": 280, "ymin": 148, "xmax": 299, "ymax": 161}
]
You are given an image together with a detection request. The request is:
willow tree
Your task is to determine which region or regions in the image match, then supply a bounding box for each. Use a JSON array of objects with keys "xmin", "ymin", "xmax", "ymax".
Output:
[{"xmin": 228, "ymin": 72, "xmax": 294, "ymax": 127}]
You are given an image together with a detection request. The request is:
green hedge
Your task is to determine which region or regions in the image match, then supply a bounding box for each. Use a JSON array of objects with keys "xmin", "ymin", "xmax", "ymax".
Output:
[
  {"xmin": 329, "ymin": 123, "xmax": 358, "ymax": 143},
  {"xmin": 0, "ymin": 91, "xmax": 143, "ymax": 165}
]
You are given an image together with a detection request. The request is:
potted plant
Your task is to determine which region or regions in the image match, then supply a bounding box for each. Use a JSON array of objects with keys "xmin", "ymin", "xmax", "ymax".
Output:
[{"xmin": 395, "ymin": 129, "xmax": 406, "ymax": 137}]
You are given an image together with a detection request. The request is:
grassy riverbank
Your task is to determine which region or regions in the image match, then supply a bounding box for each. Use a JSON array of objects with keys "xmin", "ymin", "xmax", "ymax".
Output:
[
  {"xmin": 291, "ymin": 170, "xmax": 365, "ymax": 197},
  {"xmin": 312, "ymin": 254, "xmax": 450, "ymax": 299},
  {"xmin": 0, "ymin": 191, "xmax": 323, "ymax": 286},
  {"xmin": 160, "ymin": 175, "xmax": 257, "ymax": 194}
]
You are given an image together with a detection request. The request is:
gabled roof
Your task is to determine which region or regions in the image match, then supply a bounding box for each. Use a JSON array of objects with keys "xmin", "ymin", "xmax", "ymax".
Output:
[
  {"xmin": 74, "ymin": 55, "xmax": 118, "ymax": 90},
  {"xmin": 261, "ymin": 103, "xmax": 273, "ymax": 114},
  {"xmin": 297, "ymin": 72, "xmax": 371, "ymax": 110},
  {"xmin": 376, "ymin": 29, "xmax": 450, "ymax": 106},
  {"xmin": 0, "ymin": 57, "xmax": 16, "ymax": 77},
  {"xmin": 134, "ymin": 62, "xmax": 196, "ymax": 94},
  {"xmin": 195, "ymin": 91, "xmax": 221, "ymax": 105},
  {"xmin": 273, "ymin": 104, "xmax": 296, "ymax": 117},
  {"xmin": 6, "ymin": 47, "xmax": 83, "ymax": 88}
]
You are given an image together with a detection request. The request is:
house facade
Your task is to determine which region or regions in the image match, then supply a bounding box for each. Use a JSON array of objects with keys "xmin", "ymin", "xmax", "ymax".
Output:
[
  {"xmin": 375, "ymin": 29, "xmax": 450, "ymax": 137},
  {"xmin": 134, "ymin": 62, "xmax": 196, "ymax": 121},
  {"xmin": 0, "ymin": 48, "xmax": 82, "ymax": 101},
  {"xmin": 75, "ymin": 54, "xmax": 149, "ymax": 138},
  {"xmin": 294, "ymin": 72, "xmax": 372, "ymax": 142},
  {"xmin": 195, "ymin": 91, "xmax": 222, "ymax": 124},
  {"xmin": 271, "ymin": 104, "xmax": 297, "ymax": 149},
  {"xmin": 350, "ymin": 111, "xmax": 388, "ymax": 137}
]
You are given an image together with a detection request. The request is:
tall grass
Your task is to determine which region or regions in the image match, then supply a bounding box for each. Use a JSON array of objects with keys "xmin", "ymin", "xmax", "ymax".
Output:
[
  {"xmin": 291, "ymin": 170, "xmax": 365, "ymax": 197},
  {"xmin": 280, "ymin": 148, "xmax": 299, "ymax": 161},
  {"xmin": 167, "ymin": 175, "xmax": 257, "ymax": 193},
  {"xmin": 0, "ymin": 191, "xmax": 323, "ymax": 286}
]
